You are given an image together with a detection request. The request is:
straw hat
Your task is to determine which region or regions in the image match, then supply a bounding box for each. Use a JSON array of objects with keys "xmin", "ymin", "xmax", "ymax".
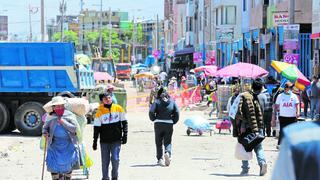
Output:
[
  {"xmin": 50, "ymin": 96, "xmax": 66, "ymax": 106},
  {"xmin": 43, "ymin": 96, "xmax": 66, "ymax": 113}
]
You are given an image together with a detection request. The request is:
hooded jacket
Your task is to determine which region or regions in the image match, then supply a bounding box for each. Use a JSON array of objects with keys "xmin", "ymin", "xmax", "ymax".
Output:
[{"xmin": 149, "ymin": 97, "xmax": 179, "ymax": 124}]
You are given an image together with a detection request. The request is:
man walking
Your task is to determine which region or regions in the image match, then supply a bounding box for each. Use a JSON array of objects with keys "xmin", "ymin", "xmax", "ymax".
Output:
[
  {"xmin": 149, "ymin": 89, "xmax": 179, "ymax": 166},
  {"xmin": 257, "ymin": 84, "xmax": 273, "ymax": 137},
  {"xmin": 235, "ymin": 79, "xmax": 267, "ymax": 176},
  {"xmin": 309, "ymin": 76, "xmax": 320, "ymax": 120},
  {"xmin": 93, "ymin": 92, "xmax": 128, "ymax": 180}
]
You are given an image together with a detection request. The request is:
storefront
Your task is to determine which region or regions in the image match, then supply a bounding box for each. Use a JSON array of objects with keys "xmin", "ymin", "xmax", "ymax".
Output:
[{"xmin": 311, "ymin": 33, "xmax": 320, "ymax": 76}]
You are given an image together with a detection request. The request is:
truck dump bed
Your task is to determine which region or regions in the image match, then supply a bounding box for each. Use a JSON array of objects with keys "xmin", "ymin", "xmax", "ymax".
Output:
[{"xmin": 0, "ymin": 43, "xmax": 94, "ymax": 92}]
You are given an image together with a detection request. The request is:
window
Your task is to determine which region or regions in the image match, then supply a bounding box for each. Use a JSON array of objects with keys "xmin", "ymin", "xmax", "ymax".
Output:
[
  {"xmin": 204, "ymin": 7, "xmax": 208, "ymax": 27},
  {"xmin": 221, "ymin": 7, "xmax": 224, "ymax": 25},
  {"xmin": 251, "ymin": 0, "xmax": 255, "ymax": 8},
  {"xmin": 243, "ymin": 0, "xmax": 247, "ymax": 11},
  {"xmin": 225, "ymin": 6, "xmax": 236, "ymax": 24},
  {"xmin": 216, "ymin": 9, "xmax": 218, "ymax": 25},
  {"xmin": 186, "ymin": 17, "xmax": 193, "ymax": 31}
]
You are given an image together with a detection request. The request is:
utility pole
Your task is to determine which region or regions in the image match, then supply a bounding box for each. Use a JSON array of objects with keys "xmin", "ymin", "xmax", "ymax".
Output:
[
  {"xmin": 289, "ymin": 0, "xmax": 295, "ymax": 24},
  {"xmin": 79, "ymin": 0, "xmax": 84, "ymax": 52},
  {"xmin": 98, "ymin": 0, "xmax": 103, "ymax": 62},
  {"xmin": 108, "ymin": 7, "xmax": 112, "ymax": 59},
  {"xmin": 41, "ymin": 0, "xmax": 44, "ymax": 41},
  {"xmin": 29, "ymin": 5, "xmax": 33, "ymax": 42},
  {"xmin": 59, "ymin": 0, "xmax": 66, "ymax": 42},
  {"xmin": 132, "ymin": 16, "xmax": 136, "ymax": 62},
  {"xmin": 156, "ymin": 14, "xmax": 159, "ymax": 51}
]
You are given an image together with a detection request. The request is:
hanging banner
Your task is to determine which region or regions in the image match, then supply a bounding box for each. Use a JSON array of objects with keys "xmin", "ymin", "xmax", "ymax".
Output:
[{"xmin": 284, "ymin": 53, "xmax": 299, "ymax": 66}]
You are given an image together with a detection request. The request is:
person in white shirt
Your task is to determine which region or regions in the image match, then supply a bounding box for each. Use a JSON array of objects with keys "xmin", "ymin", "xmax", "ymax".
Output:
[{"xmin": 273, "ymin": 81, "xmax": 300, "ymax": 148}]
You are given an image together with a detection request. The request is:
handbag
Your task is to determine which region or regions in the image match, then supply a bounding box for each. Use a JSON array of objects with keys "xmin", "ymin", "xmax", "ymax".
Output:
[{"xmin": 238, "ymin": 130, "xmax": 265, "ymax": 152}]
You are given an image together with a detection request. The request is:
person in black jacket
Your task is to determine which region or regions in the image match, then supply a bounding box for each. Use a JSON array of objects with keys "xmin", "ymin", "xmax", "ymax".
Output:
[
  {"xmin": 149, "ymin": 88, "xmax": 179, "ymax": 167},
  {"xmin": 92, "ymin": 92, "xmax": 128, "ymax": 180}
]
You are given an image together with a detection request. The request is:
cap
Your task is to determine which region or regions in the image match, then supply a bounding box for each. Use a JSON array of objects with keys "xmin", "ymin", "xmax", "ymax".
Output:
[
  {"xmin": 99, "ymin": 92, "xmax": 112, "ymax": 101},
  {"xmin": 284, "ymin": 81, "xmax": 293, "ymax": 89}
]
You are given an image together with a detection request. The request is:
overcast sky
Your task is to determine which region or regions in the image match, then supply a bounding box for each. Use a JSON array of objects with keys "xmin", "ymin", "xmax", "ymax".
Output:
[{"xmin": 0, "ymin": 0, "xmax": 164, "ymax": 39}]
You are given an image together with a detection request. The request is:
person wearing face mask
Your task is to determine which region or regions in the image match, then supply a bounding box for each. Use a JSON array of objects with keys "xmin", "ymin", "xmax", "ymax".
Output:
[
  {"xmin": 93, "ymin": 92, "xmax": 128, "ymax": 180},
  {"xmin": 273, "ymin": 81, "xmax": 300, "ymax": 149},
  {"xmin": 149, "ymin": 87, "xmax": 180, "ymax": 167},
  {"xmin": 42, "ymin": 96, "xmax": 80, "ymax": 180}
]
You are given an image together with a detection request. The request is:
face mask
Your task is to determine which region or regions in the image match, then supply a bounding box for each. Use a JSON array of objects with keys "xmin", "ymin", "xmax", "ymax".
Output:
[
  {"xmin": 285, "ymin": 90, "xmax": 292, "ymax": 95},
  {"xmin": 54, "ymin": 107, "xmax": 65, "ymax": 116}
]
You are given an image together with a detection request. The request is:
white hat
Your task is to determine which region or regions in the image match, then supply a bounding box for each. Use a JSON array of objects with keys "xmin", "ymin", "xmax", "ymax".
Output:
[
  {"xmin": 43, "ymin": 96, "xmax": 66, "ymax": 113},
  {"xmin": 50, "ymin": 96, "xmax": 66, "ymax": 106},
  {"xmin": 190, "ymin": 69, "xmax": 195, "ymax": 73}
]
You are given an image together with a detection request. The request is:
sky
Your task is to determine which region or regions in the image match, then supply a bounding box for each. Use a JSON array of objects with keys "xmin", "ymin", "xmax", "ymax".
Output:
[{"xmin": 0, "ymin": 0, "xmax": 164, "ymax": 40}]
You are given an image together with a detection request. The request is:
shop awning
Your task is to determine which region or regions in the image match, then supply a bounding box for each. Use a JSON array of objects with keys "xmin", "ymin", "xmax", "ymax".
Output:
[
  {"xmin": 311, "ymin": 33, "xmax": 320, "ymax": 39},
  {"xmin": 174, "ymin": 47, "xmax": 195, "ymax": 56}
]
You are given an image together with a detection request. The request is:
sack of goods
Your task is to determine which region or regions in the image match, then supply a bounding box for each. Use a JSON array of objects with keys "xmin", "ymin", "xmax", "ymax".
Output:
[
  {"xmin": 43, "ymin": 97, "xmax": 90, "ymax": 116},
  {"xmin": 234, "ymin": 142, "xmax": 253, "ymax": 160}
]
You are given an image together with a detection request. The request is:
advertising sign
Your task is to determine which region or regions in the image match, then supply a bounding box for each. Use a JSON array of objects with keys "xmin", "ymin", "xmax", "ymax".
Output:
[
  {"xmin": 284, "ymin": 40, "xmax": 299, "ymax": 50},
  {"xmin": 273, "ymin": 12, "xmax": 289, "ymax": 26},
  {"xmin": 284, "ymin": 53, "xmax": 299, "ymax": 65}
]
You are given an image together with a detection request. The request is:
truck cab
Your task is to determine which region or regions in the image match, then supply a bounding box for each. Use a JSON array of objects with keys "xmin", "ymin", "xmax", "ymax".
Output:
[
  {"xmin": 91, "ymin": 57, "xmax": 117, "ymax": 79},
  {"xmin": 115, "ymin": 63, "xmax": 131, "ymax": 80}
]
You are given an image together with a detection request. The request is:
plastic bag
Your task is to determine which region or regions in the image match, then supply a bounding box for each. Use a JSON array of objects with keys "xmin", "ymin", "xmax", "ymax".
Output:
[
  {"xmin": 234, "ymin": 142, "xmax": 253, "ymax": 160},
  {"xmin": 39, "ymin": 135, "xmax": 47, "ymax": 150}
]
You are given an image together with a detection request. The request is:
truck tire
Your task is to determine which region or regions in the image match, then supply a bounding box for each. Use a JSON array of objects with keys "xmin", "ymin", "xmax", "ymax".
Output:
[
  {"xmin": 0, "ymin": 102, "xmax": 10, "ymax": 133},
  {"xmin": 14, "ymin": 102, "xmax": 45, "ymax": 136}
]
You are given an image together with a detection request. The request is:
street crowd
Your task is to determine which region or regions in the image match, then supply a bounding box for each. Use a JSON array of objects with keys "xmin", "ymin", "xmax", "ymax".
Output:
[{"xmin": 40, "ymin": 71, "xmax": 320, "ymax": 180}]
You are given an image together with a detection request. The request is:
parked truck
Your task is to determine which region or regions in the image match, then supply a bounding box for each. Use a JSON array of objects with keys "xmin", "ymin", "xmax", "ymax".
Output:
[
  {"xmin": 0, "ymin": 43, "xmax": 95, "ymax": 136},
  {"xmin": 115, "ymin": 63, "xmax": 131, "ymax": 80}
]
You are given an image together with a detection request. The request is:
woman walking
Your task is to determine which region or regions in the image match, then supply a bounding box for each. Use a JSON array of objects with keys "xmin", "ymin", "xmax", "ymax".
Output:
[
  {"xmin": 42, "ymin": 96, "xmax": 80, "ymax": 180},
  {"xmin": 273, "ymin": 82, "xmax": 300, "ymax": 149}
]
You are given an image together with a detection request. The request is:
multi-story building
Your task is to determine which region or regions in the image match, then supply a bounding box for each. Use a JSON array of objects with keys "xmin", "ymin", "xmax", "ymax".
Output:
[
  {"xmin": 0, "ymin": 16, "xmax": 8, "ymax": 41},
  {"xmin": 213, "ymin": 0, "xmax": 242, "ymax": 67}
]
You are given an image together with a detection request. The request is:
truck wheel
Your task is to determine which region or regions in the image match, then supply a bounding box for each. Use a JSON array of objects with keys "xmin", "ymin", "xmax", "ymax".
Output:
[
  {"xmin": 0, "ymin": 102, "xmax": 10, "ymax": 133},
  {"xmin": 14, "ymin": 102, "xmax": 45, "ymax": 136}
]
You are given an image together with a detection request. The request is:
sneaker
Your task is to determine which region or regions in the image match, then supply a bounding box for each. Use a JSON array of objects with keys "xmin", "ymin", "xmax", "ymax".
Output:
[
  {"xmin": 164, "ymin": 152, "xmax": 171, "ymax": 166},
  {"xmin": 240, "ymin": 169, "xmax": 249, "ymax": 176},
  {"xmin": 157, "ymin": 159, "xmax": 165, "ymax": 167},
  {"xmin": 259, "ymin": 163, "xmax": 267, "ymax": 176}
]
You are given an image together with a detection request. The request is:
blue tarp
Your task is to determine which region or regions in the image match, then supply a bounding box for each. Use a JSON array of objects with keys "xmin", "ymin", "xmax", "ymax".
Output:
[
  {"xmin": 144, "ymin": 55, "xmax": 155, "ymax": 67},
  {"xmin": 244, "ymin": 32, "xmax": 251, "ymax": 51},
  {"xmin": 252, "ymin": 29, "xmax": 260, "ymax": 41},
  {"xmin": 238, "ymin": 39, "xmax": 244, "ymax": 51},
  {"xmin": 184, "ymin": 116, "xmax": 211, "ymax": 131}
]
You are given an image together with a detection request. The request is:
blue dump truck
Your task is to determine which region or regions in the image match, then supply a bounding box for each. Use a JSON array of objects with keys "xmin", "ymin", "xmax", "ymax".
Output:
[{"xmin": 0, "ymin": 43, "xmax": 95, "ymax": 136}]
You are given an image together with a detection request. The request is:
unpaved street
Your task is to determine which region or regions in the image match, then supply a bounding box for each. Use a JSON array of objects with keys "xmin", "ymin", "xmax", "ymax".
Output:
[{"xmin": 0, "ymin": 110, "xmax": 279, "ymax": 180}]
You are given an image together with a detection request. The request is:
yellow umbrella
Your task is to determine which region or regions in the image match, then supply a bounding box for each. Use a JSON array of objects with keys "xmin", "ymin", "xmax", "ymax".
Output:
[{"xmin": 134, "ymin": 72, "xmax": 154, "ymax": 79}]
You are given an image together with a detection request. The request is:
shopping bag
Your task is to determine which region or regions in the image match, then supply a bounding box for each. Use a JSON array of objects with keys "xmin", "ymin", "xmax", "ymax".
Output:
[
  {"xmin": 234, "ymin": 142, "xmax": 253, "ymax": 160},
  {"xmin": 238, "ymin": 131, "xmax": 265, "ymax": 152},
  {"xmin": 85, "ymin": 152, "xmax": 93, "ymax": 168},
  {"xmin": 39, "ymin": 135, "xmax": 46, "ymax": 150}
]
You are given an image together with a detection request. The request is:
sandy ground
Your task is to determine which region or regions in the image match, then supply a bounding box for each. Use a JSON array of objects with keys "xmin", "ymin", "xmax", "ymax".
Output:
[{"xmin": 0, "ymin": 83, "xmax": 280, "ymax": 180}]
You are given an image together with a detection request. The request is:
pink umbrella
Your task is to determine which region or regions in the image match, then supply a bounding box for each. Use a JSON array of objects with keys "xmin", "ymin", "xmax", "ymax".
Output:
[
  {"xmin": 194, "ymin": 65, "xmax": 218, "ymax": 76},
  {"xmin": 94, "ymin": 72, "xmax": 113, "ymax": 81},
  {"xmin": 214, "ymin": 62, "xmax": 268, "ymax": 78}
]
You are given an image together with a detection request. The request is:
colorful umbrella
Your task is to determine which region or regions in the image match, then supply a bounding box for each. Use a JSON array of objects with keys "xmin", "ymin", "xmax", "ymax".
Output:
[
  {"xmin": 194, "ymin": 65, "xmax": 218, "ymax": 76},
  {"xmin": 134, "ymin": 72, "xmax": 154, "ymax": 79},
  {"xmin": 94, "ymin": 72, "xmax": 113, "ymax": 81},
  {"xmin": 271, "ymin": 61, "xmax": 310, "ymax": 90},
  {"xmin": 214, "ymin": 62, "xmax": 268, "ymax": 78}
]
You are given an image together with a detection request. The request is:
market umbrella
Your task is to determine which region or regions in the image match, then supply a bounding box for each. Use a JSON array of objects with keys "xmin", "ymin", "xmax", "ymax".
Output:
[
  {"xmin": 194, "ymin": 65, "xmax": 218, "ymax": 76},
  {"xmin": 271, "ymin": 60, "xmax": 311, "ymax": 90},
  {"xmin": 75, "ymin": 54, "xmax": 91, "ymax": 65},
  {"xmin": 134, "ymin": 71, "xmax": 154, "ymax": 79},
  {"xmin": 94, "ymin": 72, "xmax": 113, "ymax": 81},
  {"xmin": 132, "ymin": 63, "xmax": 148, "ymax": 69},
  {"xmin": 214, "ymin": 62, "xmax": 268, "ymax": 78}
]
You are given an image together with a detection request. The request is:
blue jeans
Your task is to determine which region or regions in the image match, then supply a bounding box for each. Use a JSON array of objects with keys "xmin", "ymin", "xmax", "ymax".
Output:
[
  {"xmin": 310, "ymin": 98, "xmax": 320, "ymax": 120},
  {"xmin": 100, "ymin": 141, "xmax": 121, "ymax": 180},
  {"xmin": 241, "ymin": 143, "xmax": 266, "ymax": 171}
]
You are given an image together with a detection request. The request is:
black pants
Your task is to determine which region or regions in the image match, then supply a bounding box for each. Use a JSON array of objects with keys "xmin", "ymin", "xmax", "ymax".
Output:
[
  {"xmin": 154, "ymin": 123, "xmax": 173, "ymax": 160},
  {"xmin": 302, "ymin": 100, "xmax": 309, "ymax": 117},
  {"xmin": 278, "ymin": 116, "xmax": 297, "ymax": 145},
  {"xmin": 263, "ymin": 111, "xmax": 272, "ymax": 137}
]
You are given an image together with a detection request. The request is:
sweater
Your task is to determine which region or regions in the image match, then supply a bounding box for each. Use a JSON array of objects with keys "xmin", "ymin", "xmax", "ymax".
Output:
[
  {"xmin": 93, "ymin": 104, "xmax": 128, "ymax": 143},
  {"xmin": 149, "ymin": 98, "xmax": 179, "ymax": 124}
]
